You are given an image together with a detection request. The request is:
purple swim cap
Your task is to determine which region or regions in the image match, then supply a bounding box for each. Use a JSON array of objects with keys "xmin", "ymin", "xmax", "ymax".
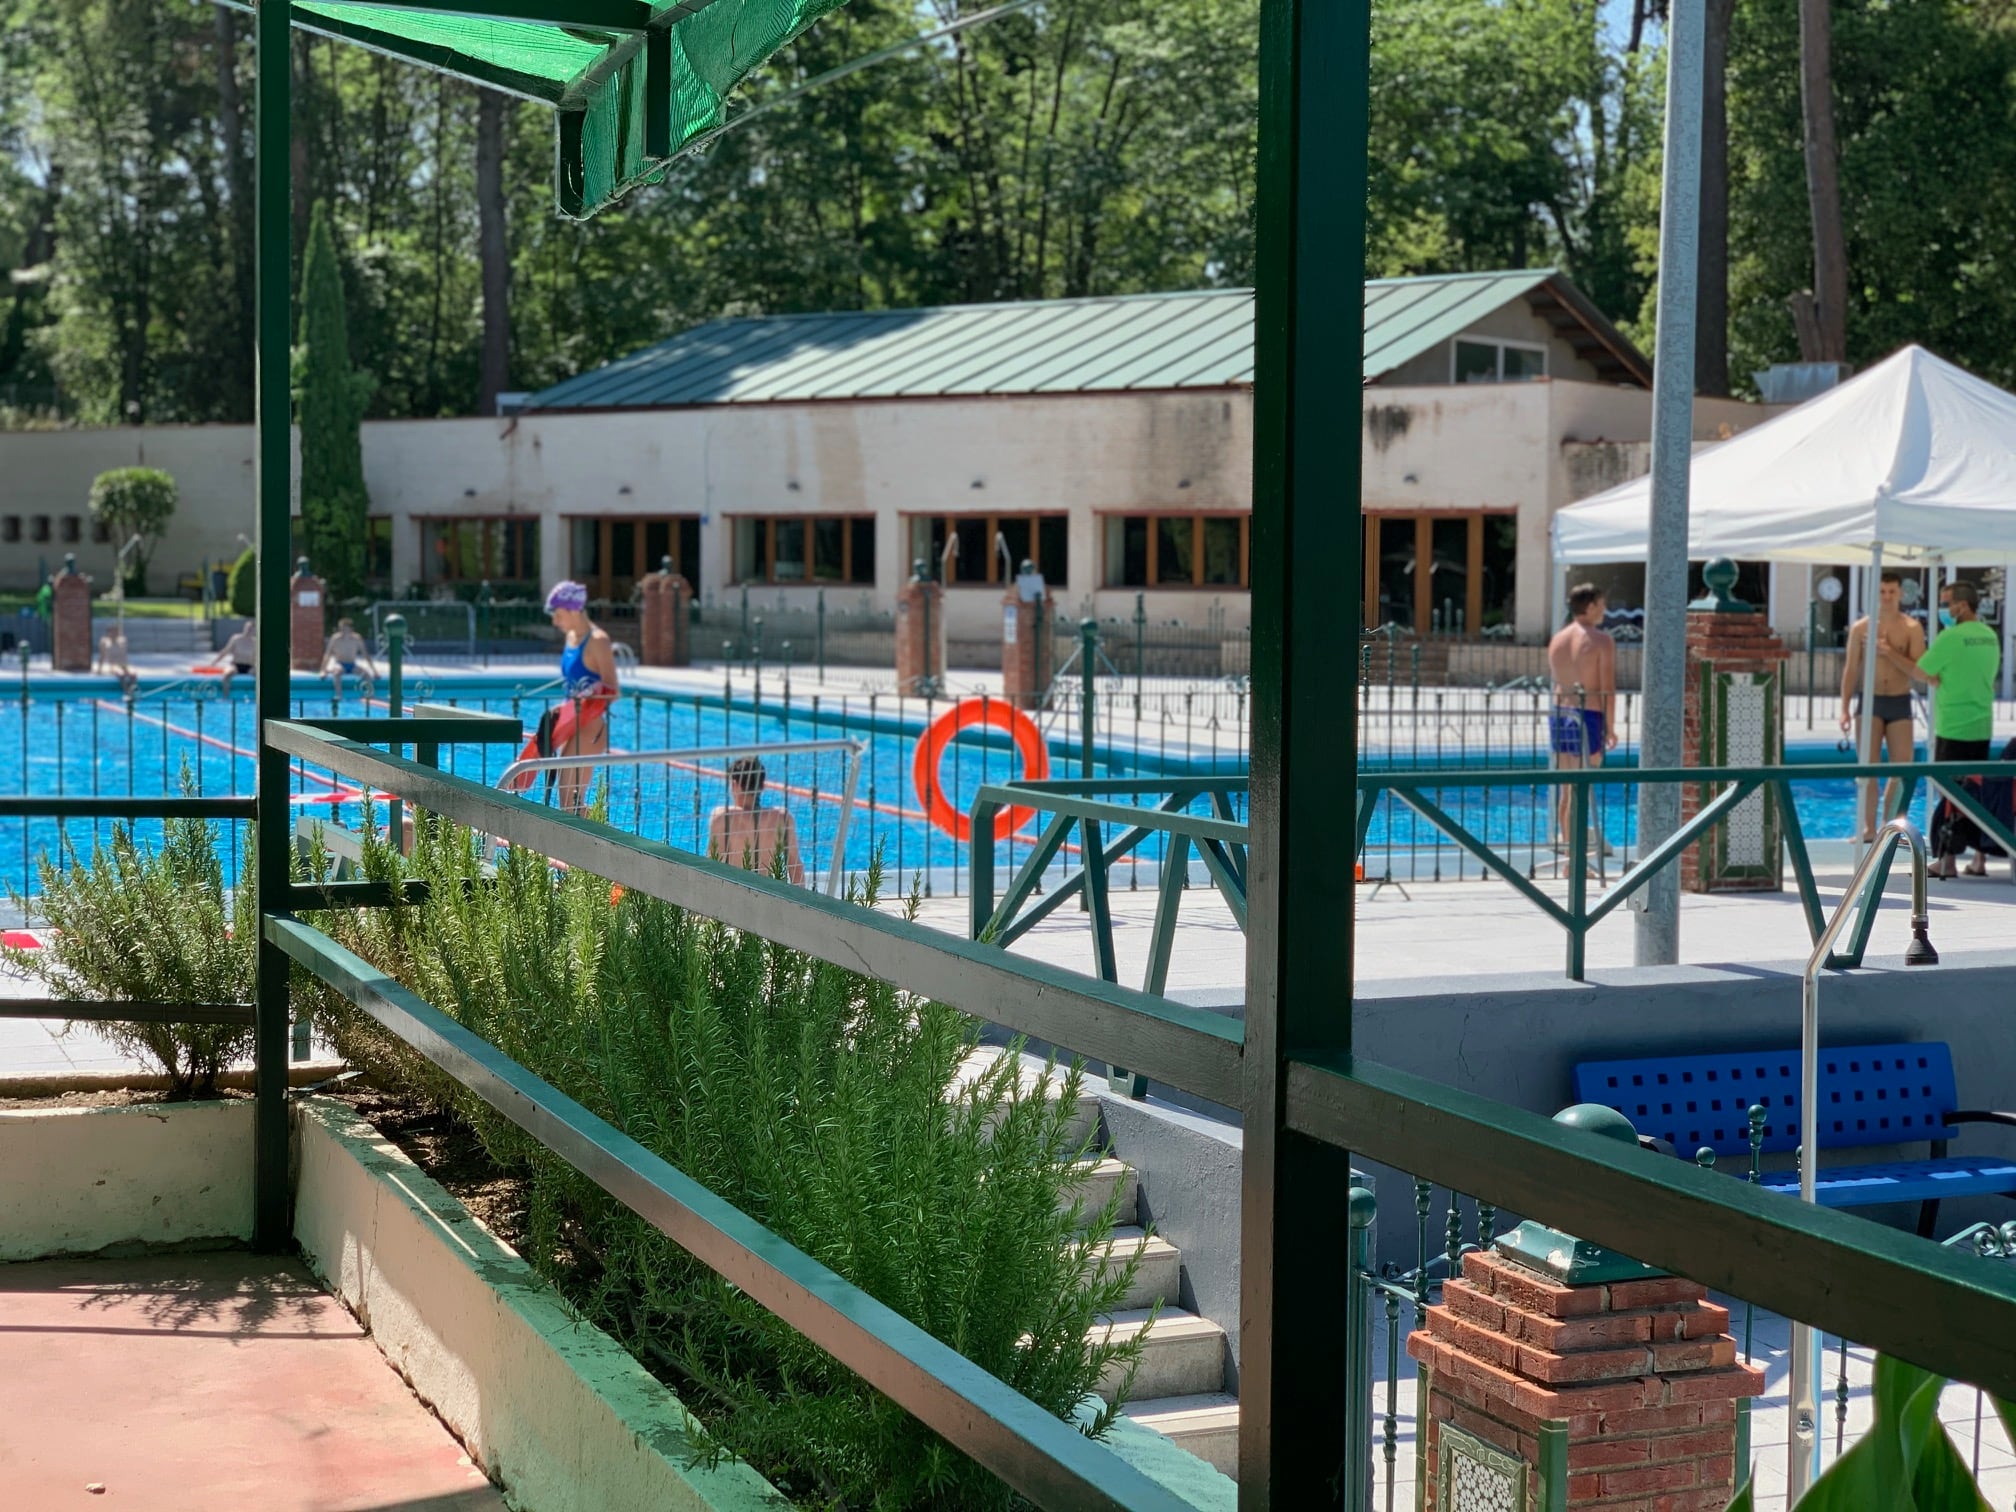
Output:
[{"xmin": 544, "ymin": 580, "xmax": 588, "ymax": 613}]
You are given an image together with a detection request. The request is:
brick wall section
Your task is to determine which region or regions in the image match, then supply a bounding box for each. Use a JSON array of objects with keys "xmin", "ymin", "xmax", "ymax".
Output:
[
  {"xmin": 1000, "ymin": 590, "xmax": 1052, "ymax": 708},
  {"xmin": 1408, "ymin": 1250, "xmax": 1763, "ymax": 1510},
  {"xmin": 51, "ymin": 569, "xmax": 91, "ymax": 672},
  {"xmin": 639, "ymin": 571, "xmax": 692, "ymax": 666},
  {"xmin": 894, "ymin": 579, "xmax": 945, "ymax": 693},
  {"xmin": 1680, "ymin": 611, "xmax": 1789, "ymax": 893}
]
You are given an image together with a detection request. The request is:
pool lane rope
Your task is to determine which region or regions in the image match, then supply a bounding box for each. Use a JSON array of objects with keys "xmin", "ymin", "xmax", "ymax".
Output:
[{"xmin": 913, "ymin": 699, "xmax": 1051, "ymax": 844}]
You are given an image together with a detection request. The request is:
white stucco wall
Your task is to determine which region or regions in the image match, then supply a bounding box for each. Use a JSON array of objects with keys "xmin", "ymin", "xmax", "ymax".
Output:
[{"xmin": 0, "ymin": 380, "xmax": 1782, "ymax": 643}]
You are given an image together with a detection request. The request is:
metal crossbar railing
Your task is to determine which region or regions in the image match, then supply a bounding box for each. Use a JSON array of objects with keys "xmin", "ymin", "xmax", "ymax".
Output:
[{"xmin": 965, "ymin": 760, "xmax": 2016, "ymax": 987}]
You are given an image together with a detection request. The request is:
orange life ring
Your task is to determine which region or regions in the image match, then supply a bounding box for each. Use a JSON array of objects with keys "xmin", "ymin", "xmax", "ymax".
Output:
[{"xmin": 912, "ymin": 699, "xmax": 1051, "ymax": 843}]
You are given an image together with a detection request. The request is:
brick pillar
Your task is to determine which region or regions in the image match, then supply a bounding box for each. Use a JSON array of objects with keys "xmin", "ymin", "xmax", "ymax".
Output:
[
  {"xmin": 1001, "ymin": 578, "xmax": 1053, "ymax": 710},
  {"xmin": 895, "ymin": 563, "xmax": 944, "ymax": 694},
  {"xmin": 1409, "ymin": 1250, "xmax": 1764, "ymax": 1511},
  {"xmin": 639, "ymin": 560, "xmax": 693, "ymax": 667},
  {"xmin": 1680, "ymin": 606, "xmax": 1789, "ymax": 893},
  {"xmin": 51, "ymin": 556, "xmax": 91, "ymax": 672},
  {"xmin": 289, "ymin": 559, "xmax": 327, "ymax": 671}
]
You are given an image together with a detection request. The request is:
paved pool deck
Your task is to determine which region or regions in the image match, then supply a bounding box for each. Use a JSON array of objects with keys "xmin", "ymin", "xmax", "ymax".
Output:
[{"xmin": 0, "ymin": 1251, "xmax": 504, "ymax": 1511}]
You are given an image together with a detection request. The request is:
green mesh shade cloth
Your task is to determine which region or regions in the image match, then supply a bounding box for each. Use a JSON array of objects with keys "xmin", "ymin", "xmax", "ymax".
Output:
[{"xmin": 282, "ymin": 0, "xmax": 848, "ymax": 217}]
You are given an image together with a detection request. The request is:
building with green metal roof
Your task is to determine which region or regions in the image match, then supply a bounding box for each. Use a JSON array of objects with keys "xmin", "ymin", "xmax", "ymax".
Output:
[
  {"xmin": 3, "ymin": 269, "xmax": 1776, "ymax": 645},
  {"xmin": 522, "ymin": 271, "xmax": 1649, "ymax": 412}
]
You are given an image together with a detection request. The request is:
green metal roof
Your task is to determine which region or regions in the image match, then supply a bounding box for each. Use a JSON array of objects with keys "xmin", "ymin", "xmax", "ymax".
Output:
[
  {"xmin": 525, "ymin": 270, "xmax": 1649, "ymax": 409},
  {"xmin": 247, "ymin": 0, "xmax": 846, "ymax": 219}
]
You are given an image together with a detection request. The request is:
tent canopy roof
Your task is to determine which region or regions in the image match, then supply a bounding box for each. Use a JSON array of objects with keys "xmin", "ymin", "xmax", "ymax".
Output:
[
  {"xmin": 1552, "ymin": 345, "xmax": 2016, "ymax": 566},
  {"xmin": 236, "ymin": 0, "xmax": 843, "ymax": 218}
]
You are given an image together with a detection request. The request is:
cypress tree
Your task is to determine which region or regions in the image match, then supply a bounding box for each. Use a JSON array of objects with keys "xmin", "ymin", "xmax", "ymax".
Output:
[{"xmin": 295, "ymin": 201, "xmax": 371, "ymax": 606}]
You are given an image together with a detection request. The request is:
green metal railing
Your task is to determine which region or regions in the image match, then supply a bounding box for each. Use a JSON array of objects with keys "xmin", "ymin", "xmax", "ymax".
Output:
[{"xmin": 969, "ymin": 760, "xmax": 2016, "ymax": 988}]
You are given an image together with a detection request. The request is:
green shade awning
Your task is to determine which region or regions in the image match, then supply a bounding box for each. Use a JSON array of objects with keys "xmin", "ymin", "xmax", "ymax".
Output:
[{"xmin": 279, "ymin": 0, "xmax": 848, "ymax": 218}]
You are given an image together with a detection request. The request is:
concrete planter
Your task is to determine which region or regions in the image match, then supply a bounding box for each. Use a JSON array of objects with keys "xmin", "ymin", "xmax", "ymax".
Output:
[
  {"xmin": 0, "ymin": 1099, "xmax": 254, "ymax": 1260},
  {"xmin": 292, "ymin": 1095, "xmax": 788, "ymax": 1512}
]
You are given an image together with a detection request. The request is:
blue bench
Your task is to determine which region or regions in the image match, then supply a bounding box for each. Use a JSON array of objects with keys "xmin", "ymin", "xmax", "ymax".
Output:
[{"xmin": 1572, "ymin": 1042, "xmax": 2016, "ymax": 1237}]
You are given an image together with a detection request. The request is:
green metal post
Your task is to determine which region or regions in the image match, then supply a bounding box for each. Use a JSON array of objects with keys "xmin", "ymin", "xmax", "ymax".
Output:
[
  {"xmin": 817, "ymin": 587, "xmax": 826, "ymax": 683},
  {"xmin": 385, "ymin": 615, "xmax": 405, "ymax": 854},
  {"xmin": 479, "ymin": 579, "xmax": 493, "ymax": 669},
  {"xmin": 1537, "ymin": 1421, "xmax": 1569, "ymax": 1512},
  {"xmin": 1241, "ymin": 0, "xmax": 1369, "ymax": 1497},
  {"xmin": 1134, "ymin": 590, "xmax": 1146, "ymax": 697},
  {"xmin": 1343, "ymin": 1185, "xmax": 1376, "ymax": 1512},
  {"xmin": 251, "ymin": 0, "xmax": 293, "ymax": 1251},
  {"xmin": 1566, "ymin": 781, "xmax": 1589, "ymax": 981},
  {"xmin": 1806, "ymin": 596, "xmax": 1818, "ymax": 731}
]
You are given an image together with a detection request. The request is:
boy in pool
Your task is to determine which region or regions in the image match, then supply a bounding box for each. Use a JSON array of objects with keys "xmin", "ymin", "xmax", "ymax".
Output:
[
  {"xmin": 708, "ymin": 755, "xmax": 805, "ymax": 885},
  {"xmin": 321, "ymin": 617, "xmax": 376, "ymax": 697},
  {"xmin": 95, "ymin": 627, "xmax": 137, "ymax": 697}
]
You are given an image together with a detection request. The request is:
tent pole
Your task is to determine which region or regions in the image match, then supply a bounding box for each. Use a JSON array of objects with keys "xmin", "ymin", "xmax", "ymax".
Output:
[
  {"xmin": 1634, "ymin": 0, "xmax": 1706, "ymax": 967},
  {"xmin": 1857, "ymin": 541, "xmax": 1884, "ymax": 848}
]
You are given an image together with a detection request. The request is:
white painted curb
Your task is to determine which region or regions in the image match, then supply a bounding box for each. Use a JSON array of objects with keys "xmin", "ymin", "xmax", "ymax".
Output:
[
  {"xmin": 0, "ymin": 1099, "xmax": 253, "ymax": 1259},
  {"xmin": 292, "ymin": 1095, "xmax": 787, "ymax": 1512}
]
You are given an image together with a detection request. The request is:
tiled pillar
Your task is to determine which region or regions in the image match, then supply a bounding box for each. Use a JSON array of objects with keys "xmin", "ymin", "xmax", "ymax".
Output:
[
  {"xmin": 1681, "ymin": 561, "xmax": 1789, "ymax": 892},
  {"xmin": 51, "ymin": 557, "xmax": 91, "ymax": 672},
  {"xmin": 639, "ymin": 562, "xmax": 691, "ymax": 666},
  {"xmin": 1000, "ymin": 581, "xmax": 1052, "ymax": 709},
  {"xmin": 289, "ymin": 561, "xmax": 327, "ymax": 671},
  {"xmin": 1409, "ymin": 1250, "xmax": 1764, "ymax": 1511},
  {"xmin": 895, "ymin": 563, "xmax": 944, "ymax": 695}
]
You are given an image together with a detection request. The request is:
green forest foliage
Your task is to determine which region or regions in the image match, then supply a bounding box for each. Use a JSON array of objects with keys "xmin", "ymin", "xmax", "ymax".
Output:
[
  {"xmin": 4, "ymin": 0, "xmax": 2016, "ymax": 424},
  {"xmin": 295, "ymin": 201, "xmax": 371, "ymax": 604}
]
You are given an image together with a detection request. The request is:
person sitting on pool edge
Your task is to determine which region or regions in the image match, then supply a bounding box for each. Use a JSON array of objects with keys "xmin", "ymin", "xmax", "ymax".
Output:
[
  {"xmin": 708, "ymin": 755, "xmax": 805, "ymax": 885},
  {"xmin": 542, "ymin": 580, "xmax": 619, "ymax": 816},
  {"xmin": 321, "ymin": 617, "xmax": 376, "ymax": 698},
  {"xmin": 1546, "ymin": 582, "xmax": 1618, "ymax": 849},
  {"xmin": 205, "ymin": 620, "xmax": 257, "ymax": 693},
  {"xmin": 95, "ymin": 626, "xmax": 137, "ymax": 698}
]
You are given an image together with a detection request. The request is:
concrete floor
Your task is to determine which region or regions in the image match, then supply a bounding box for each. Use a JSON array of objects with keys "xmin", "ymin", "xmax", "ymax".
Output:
[{"xmin": 0, "ymin": 1252, "xmax": 505, "ymax": 1511}]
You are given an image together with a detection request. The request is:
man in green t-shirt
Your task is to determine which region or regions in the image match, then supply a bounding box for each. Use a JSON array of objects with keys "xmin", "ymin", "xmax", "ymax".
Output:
[{"xmin": 1887, "ymin": 580, "xmax": 2004, "ymax": 875}]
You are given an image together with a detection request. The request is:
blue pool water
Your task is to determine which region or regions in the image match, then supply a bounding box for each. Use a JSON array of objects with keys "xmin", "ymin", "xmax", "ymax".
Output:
[
  {"xmin": 0, "ymin": 676, "xmax": 1926, "ymax": 899},
  {"xmin": 0, "ymin": 677, "xmax": 1245, "ymax": 898}
]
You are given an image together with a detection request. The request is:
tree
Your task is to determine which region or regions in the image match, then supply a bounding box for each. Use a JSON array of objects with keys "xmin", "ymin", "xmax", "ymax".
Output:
[
  {"xmin": 1791, "ymin": 0, "xmax": 1849, "ymax": 362},
  {"xmin": 228, "ymin": 547, "xmax": 257, "ymax": 618},
  {"xmin": 475, "ymin": 87, "xmax": 510, "ymax": 415},
  {"xmin": 294, "ymin": 200, "xmax": 372, "ymax": 604},
  {"xmin": 87, "ymin": 466, "xmax": 175, "ymax": 595}
]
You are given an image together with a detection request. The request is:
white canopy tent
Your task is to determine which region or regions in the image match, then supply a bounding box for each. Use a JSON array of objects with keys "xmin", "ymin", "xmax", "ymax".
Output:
[
  {"xmin": 1552, "ymin": 344, "xmax": 2016, "ymax": 567},
  {"xmin": 1551, "ymin": 344, "xmax": 2016, "ymax": 704}
]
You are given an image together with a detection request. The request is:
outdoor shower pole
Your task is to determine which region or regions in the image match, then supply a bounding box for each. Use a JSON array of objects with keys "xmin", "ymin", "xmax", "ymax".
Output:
[
  {"xmin": 1634, "ymin": 0, "xmax": 1706, "ymax": 967},
  {"xmin": 251, "ymin": 0, "xmax": 294, "ymax": 1249}
]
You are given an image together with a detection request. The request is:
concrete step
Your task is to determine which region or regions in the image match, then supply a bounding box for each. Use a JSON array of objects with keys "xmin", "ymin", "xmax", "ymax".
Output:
[
  {"xmin": 1061, "ymin": 1157, "xmax": 1138, "ymax": 1226},
  {"xmin": 1119, "ymin": 1392, "xmax": 1240, "ymax": 1478},
  {"xmin": 1083, "ymin": 1227, "xmax": 1181, "ymax": 1310},
  {"xmin": 956, "ymin": 1047, "xmax": 1098, "ymax": 1146},
  {"xmin": 1092, "ymin": 1309, "xmax": 1225, "ymax": 1403}
]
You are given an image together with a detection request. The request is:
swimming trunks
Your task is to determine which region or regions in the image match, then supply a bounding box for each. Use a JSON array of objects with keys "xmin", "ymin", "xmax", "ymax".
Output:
[
  {"xmin": 233, "ymin": 662, "xmax": 253, "ymax": 676},
  {"xmin": 1550, "ymin": 706, "xmax": 1606, "ymax": 757},
  {"xmin": 1853, "ymin": 693, "xmax": 1914, "ymax": 725},
  {"xmin": 338, "ymin": 660, "xmax": 358, "ymax": 675}
]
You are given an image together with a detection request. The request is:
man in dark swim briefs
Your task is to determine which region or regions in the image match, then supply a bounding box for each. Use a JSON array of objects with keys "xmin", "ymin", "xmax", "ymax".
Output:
[
  {"xmin": 1839, "ymin": 571, "xmax": 1924, "ymax": 840},
  {"xmin": 1546, "ymin": 583, "xmax": 1619, "ymax": 848}
]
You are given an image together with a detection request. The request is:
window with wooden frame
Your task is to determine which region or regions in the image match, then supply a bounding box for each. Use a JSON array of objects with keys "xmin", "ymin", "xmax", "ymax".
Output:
[
  {"xmin": 1101, "ymin": 513, "xmax": 1249, "ymax": 590},
  {"xmin": 905, "ymin": 513, "xmax": 1069, "ymax": 586},
  {"xmin": 730, "ymin": 515, "xmax": 875, "ymax": 585},
  {"xmin": 568, "ymin": 515, "xmax": 702, "ymax": 600},
  {"xmin": 417, "ymin": 516, "xmax": 540, "ymax": 586}
]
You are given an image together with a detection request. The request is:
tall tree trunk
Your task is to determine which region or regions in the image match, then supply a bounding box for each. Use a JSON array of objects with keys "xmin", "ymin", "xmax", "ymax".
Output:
[
  {"xmin": 1792, "ymin": 0, "xmax": 1849, "ymax": 362},
  {"xmin": 476, "ymin": 87, "xmax": 510, "ymax": 415},
  {"xmin": 0, "ymin": 168, "xmax": 61, "ymax": 381},
  {"xmin": 1695, "ymin": 0, "xmax": 1732, "ymax": 396},
  {"xmin": 214, "ymin": 4, "xmax": 254, "ymax": 420}
]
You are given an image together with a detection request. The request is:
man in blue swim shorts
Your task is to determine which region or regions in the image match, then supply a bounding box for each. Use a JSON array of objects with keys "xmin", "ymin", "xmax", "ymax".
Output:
[{"xmin": 1546, "ymin": 583, "xmax": 1619, "ymax": 847}]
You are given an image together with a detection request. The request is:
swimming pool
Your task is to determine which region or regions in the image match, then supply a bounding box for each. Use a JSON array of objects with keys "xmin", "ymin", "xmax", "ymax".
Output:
[
  {"xmin": 0, "ymin": 676, "xmax": 1246, "ymax": 900},
  {"xmin": 0, "ymin": 676, "xmax": 1930, "ymax": 900}
]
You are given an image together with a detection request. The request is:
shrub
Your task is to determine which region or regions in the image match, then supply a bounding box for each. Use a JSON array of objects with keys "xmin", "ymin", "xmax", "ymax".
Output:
[
  {"xmin": 87, "ymin": 466, "xmax": 176, "ymax": 596},
  {"xmin": 4, "ymin": 803, "xmax": 254, "ymax": 1098},
  {"xmin": 229, "ymin": 546, "xmax": 257, "ymax": 617},
  {"xmin": 307, "ymin": 821, "xmax": 1144, "ymax": 1509}
]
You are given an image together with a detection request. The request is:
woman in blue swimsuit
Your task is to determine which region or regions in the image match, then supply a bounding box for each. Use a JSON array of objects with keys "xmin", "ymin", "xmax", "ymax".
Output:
[{"xmin": 543, "ymin": 581, "xmax": 620, "ymax": 814}]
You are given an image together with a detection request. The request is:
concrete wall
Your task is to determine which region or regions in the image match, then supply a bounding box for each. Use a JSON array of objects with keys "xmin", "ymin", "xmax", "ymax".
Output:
[{"xmin": 0, "ymin": 1100, "xmax": 253, "ymax": 1258}]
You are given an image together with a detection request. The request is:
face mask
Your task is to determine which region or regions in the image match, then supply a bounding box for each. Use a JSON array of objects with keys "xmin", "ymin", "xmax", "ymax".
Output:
[{"xmin": 1939, "ymin": 609, "xmax": 1956, "ymax": 628}]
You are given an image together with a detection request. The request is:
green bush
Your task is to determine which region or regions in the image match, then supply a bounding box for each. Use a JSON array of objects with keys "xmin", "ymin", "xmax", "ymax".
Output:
[
  {"xmin": 228, "ymin": 546, "xmax": 257, "ymax": 617},
  {"xmin": 3, "ymin": 802, "xmax": 254, "ymax": 1099},
  {"xmin": 88, "ymin": 466, "xmax": 177, "ymax": 597},
  {"xmin": 307, "ymin": 822, "xmax": 1143, "ymax": 1509}
]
